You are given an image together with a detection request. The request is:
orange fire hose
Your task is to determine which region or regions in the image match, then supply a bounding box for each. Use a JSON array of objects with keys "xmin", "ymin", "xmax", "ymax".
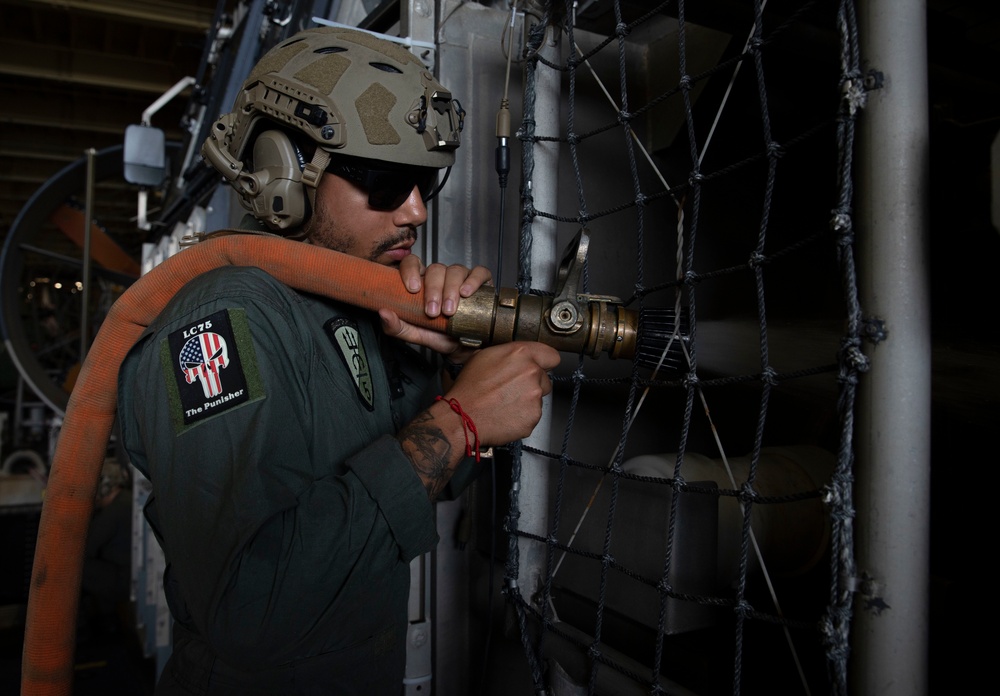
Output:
[{"xmin": 21, "ymin": 234, "xmax": 447, "ymax": 695}]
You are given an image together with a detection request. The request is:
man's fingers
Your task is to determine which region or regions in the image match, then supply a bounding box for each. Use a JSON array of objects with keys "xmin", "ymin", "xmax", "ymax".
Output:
[
  {"xmin": 399, "ymin": 254, "xmax": 426, "ymax": 293},
  {"xmin": 422, "ymin": 264, "xmax": 446, "ymax": 316},
  {"xmin": 417, "ymin": 262, "xmax": 495, "ymax": 318},
  {"xmin": 442, "ymin": 265, "xmax": 473, "ymax": 315},
  {"xmin": 527, "ymin": 341, "xmax": 562, "ymax": 371},
  {"xmin": 380, "ymin": 308, "xmax": 462, "ymax": 354},
  {"xmin": 378, "ymin": 309, "xmax": 407, "ymax": 338},
  {"xmin": 540, "ymin": 370, "xmax": 553, "ymax": 396},
  {"xmin": 442, "ymin": 264, "xmax": 493, "ymax": 315},
  {"xmin": 459, "ymin": 265, "xmax": 493, "ymax": 297}
]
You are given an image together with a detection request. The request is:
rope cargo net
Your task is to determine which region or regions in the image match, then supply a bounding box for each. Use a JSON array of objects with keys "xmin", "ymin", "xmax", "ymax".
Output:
[{"xmin": 501, "ymin": 1, "xmax": 864, "ymax": 694}]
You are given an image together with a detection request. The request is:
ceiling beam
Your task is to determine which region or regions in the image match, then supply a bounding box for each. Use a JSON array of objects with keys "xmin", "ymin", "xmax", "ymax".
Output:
[
  {"xmin": 8, "ymin": 0, "xmax": 215, "ymax": 32},
  {"xmin": 0, "ymin": 40, "xmax": 184, "ymax": 93},
  {"xmin": 0, "ymin": 148, "xmax": 79, "ymax": 164},
  {"xmin": 0, "ymin": 87, "xmax": 187, "ymax": 137}
]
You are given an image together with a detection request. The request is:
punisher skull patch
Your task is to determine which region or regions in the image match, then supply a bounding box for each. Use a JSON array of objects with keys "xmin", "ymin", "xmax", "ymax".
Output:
[
  {"xmin": 324, "ymin": 318, "xmax": 375, "ymax": 411},
  {"xmin": 163, "ymin": 308, "xmax": 261, "ymax": 429}
]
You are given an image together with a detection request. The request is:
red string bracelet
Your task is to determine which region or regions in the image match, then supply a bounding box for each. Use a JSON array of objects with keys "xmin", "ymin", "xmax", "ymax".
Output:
[{"xmin": 435, "ymin": 395, "xmax": 482, "ymax": 462}]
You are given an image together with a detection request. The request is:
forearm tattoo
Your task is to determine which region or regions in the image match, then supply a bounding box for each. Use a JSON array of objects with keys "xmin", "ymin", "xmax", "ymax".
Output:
[{"xmin": 398, "ymin": 411, "xmax": 453, "ymax": 498}]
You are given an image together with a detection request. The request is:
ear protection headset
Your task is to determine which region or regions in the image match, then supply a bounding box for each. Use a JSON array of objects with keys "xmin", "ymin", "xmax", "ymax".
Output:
[
  {"xmin": 203, "ymin": 121, "xmax": 330, "ymax": 233},
  {"xmin": 243, "ymin": 129, "xmax": 328, "ymax": 232}
]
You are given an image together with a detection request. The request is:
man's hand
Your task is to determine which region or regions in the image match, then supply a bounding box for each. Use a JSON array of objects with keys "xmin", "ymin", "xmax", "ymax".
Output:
[
  {"xmin": 398, "ymin": 254, "xmax": 493, "ymax": 318},
  {"xmin": 444, "ymin": 341, "xmax": 561, "ymax": 445},
  {"xmin": 380, "ymin": 255, "xmax": 492, "ymax": 357},
  {"xmin": 396, "ymin": 341, "xmax": 561, "ymax": 498}
]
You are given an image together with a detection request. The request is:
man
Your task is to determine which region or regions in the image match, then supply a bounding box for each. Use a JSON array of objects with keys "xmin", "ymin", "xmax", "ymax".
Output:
[{"xmin": 117, "ymin": 26, "xmax": 559, "ymax": 695}]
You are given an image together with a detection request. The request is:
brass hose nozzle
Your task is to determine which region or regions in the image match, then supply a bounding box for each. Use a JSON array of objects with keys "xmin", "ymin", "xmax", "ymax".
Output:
[
  {"xmin": 447, "ymin": 285, "xmax": 639, "ymax": 360},
  {"xmin": 445, "ymin": 228, "xmax": 687, "ymax": 368}
]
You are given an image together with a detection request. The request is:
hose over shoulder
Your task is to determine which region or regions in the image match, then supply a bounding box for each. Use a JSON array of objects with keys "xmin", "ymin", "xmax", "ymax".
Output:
[{"xmin": 21, "ymin": 235, "xmax": 443, "ymax": 695}]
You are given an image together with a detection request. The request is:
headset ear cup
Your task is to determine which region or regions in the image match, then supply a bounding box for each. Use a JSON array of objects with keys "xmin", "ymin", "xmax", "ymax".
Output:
[{"xmin": 247, "ymin": 130, "xmax": 309, "ymax": 231}]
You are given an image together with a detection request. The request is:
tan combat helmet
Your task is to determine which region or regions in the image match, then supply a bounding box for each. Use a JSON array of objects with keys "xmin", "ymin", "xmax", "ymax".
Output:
[{"xmin": 202, "ymin": 26, "xmax": 465, "ymax": 231}]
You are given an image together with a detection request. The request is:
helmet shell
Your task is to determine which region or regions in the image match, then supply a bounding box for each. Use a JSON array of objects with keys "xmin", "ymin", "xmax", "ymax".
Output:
[{"xmin": 209, "ymin": 27, "xmax": 463, "ymax": 173}]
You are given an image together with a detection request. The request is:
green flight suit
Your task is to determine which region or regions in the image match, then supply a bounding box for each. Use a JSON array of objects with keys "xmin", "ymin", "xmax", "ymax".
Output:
[{"xmin": 118, "ymin": 266, "xmax": 442, "ymax": 695}]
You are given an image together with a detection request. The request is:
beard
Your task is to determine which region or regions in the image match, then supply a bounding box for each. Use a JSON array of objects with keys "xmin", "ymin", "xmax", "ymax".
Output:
[{"xmin": 303, "ymin": 200, "xmax": 416, "ymax": 263}]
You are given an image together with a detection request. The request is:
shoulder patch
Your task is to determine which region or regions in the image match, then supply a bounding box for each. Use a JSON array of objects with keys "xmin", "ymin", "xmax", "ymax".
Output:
[
  {"xmin": 161, "ymin": 308, "xmax": 262, "ymax": 429},
  {"xmin": 324, "ymin": 317, "xmax": 374, "ymax": 411}
]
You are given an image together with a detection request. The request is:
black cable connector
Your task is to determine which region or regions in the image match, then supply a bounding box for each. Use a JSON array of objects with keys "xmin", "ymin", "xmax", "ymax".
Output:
[
  {"xmin": 495, "ymin": 138, "xmax": 510, "ymax": 188},
  {"xmin": 494, "ymin": 98, "xmax": 512, "ymax": 290},
  {"xmin": 495, "ymin": 98, "xmax": 512, "ymax": 188}
]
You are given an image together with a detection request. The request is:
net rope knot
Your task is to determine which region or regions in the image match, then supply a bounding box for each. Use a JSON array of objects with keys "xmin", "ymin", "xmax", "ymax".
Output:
[{"xmin": 761, "ymin": 366, "xmax": 778, "ymax": 386}]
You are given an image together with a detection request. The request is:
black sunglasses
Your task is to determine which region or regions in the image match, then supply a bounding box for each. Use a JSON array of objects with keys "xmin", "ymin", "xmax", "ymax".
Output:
[{"xmin": 326, "ymin": 157, "xmax": 449, "ymax": 211}]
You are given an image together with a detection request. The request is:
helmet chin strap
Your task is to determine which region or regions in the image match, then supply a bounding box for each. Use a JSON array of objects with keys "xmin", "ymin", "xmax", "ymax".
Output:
[
  {"xmin": 301, "ymin": 147, "xmax": 331, "ymax": 214},
  {"xmin": 282, "ymin": 147, "xmax": 332, "ymax": 240}
]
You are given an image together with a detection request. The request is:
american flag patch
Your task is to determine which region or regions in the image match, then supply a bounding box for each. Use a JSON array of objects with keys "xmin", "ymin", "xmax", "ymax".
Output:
[
  {"xmin": 166, "ymin": 309, "xmax": 251, "ymax": 426},
  {"xmin": 179, "ymin": 330, "xmax": 228, "ymax": 398}
]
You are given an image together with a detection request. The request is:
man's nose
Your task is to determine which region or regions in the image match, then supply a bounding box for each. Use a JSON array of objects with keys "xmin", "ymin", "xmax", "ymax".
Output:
[{"xmin": 393, "ymin": 185, "xmax": 428, "ymax": 226}]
